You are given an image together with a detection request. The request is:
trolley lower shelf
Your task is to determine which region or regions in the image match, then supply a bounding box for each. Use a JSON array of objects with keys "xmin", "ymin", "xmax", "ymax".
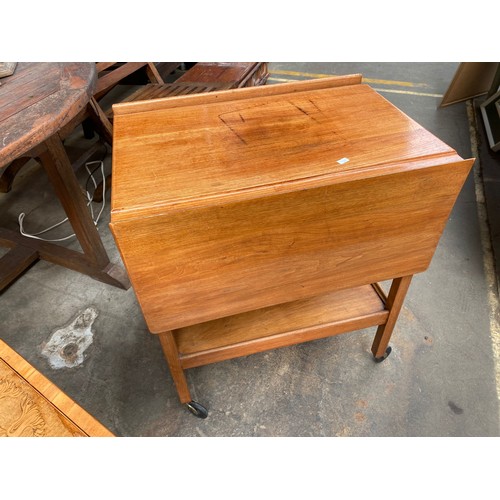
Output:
[
  {"xmin": 174, "ymin": 283, "xmax": 389, "ymax": 369},
  {"xmin": 156, "ymin": 278, "xmax": 412, "ymax": 418}
]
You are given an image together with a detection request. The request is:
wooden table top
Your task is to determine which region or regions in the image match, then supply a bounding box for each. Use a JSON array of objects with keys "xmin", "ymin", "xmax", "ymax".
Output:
[
  {"xmin": 0, "ymin": 62, "xmax": 96, "ymax": 168},
  {"xmin": 111, "ymin": 76, "xmax": 460, "ymax": 221}
]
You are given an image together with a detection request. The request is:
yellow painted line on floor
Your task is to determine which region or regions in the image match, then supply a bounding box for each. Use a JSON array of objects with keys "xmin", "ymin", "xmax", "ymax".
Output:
[
  {"xmin": 267, "ymin": 77, "xmax": 442, "ymax": 98},
  {"xmin": 373, "ymin": 88, "xmax": 443, "ymax": 98},
  {"xmin": 271, "ymin": 69, "xmax": 430, "ymax": 88},
  {"xmin": 467, "ymin": 100, "xmax": 500, "ymax": 413}
]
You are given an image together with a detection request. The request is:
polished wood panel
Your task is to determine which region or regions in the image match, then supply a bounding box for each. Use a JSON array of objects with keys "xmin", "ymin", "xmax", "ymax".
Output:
[
  {"xmin": 111, "ymin": 77, "xmax": 473, "ymax": 333},
  {"xmin": 111, "ymin": 81, "xmax": 457, "ymax": 218},
  {"xmin": 111, "ymin": 158, "xmax": 471, "ymax": 333},
  {"xmin": 0, "ymin": 339, "xmax": 113, "ymax": 437},
  {"xmin": 112, "ymin": 73, "xmax": 362, "ymax": 116},
  {"xmin": 174, "ymin": 285, "xmax": 388, "ymax": 368}
]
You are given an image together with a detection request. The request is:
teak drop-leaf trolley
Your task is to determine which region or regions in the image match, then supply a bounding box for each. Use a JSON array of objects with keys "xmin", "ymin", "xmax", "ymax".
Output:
[{"xmin": 110, "ymin": 75, "xmax": 473, "ymax": 418}]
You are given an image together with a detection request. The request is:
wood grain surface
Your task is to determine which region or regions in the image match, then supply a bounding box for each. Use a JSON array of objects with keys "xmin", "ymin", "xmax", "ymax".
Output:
[
  {"xmin": 112, "ymin": 159, "xmax": 471, "ymax": 333},
  {"xmin": 0, "ymin": 62, "xmax": 96, "ymax": 168},
  {"xmin": 110, "ymin": 76, "xmax": 473, "ymax": 334},
  {"xmin": 174, "ymin": 284, "xmax": 388, "ymax": 368},
  {"xmin": 0, "ymin": 339, "xmax": 113, "ymax": 437},
  {"xmin": 112, "ymin": 78, "xmax": 459, "ymax": 218}
]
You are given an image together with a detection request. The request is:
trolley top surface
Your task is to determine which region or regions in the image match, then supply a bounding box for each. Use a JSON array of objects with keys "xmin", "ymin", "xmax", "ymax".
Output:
[{"xmin": 111, "ymin": 76, "xmax": 460, "ymax": 221}]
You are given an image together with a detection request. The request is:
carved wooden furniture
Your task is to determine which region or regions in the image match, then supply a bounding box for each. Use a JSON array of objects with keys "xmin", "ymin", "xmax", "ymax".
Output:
[
  {"xmin": 0, "ymin": 338, "xmax": 112, "ymax": 436},
  {"xmin": 0, "ymin": 62, "xmax": 130, "ymax": 291},
  {"xmin": 110, "ymin": 74, "xmax": 473, "ymax": 418}
]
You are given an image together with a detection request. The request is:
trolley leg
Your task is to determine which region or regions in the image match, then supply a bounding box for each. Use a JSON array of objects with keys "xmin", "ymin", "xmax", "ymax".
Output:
[
  {"xmin": 157, "ymin": 330, "xmax": 208, "ymax": 418},
  {"xmin": 371, "ymin": 275, "xmax": 413, "ymax": 361},
  {"xmin": 157, "ymin": 330, "xmax": 192, "ymax": 403}
]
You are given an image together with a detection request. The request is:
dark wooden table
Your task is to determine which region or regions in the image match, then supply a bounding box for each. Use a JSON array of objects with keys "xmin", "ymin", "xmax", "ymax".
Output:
[{"xmin": 0, "ymin": 62, "xmax": 130, "ymax": 291}]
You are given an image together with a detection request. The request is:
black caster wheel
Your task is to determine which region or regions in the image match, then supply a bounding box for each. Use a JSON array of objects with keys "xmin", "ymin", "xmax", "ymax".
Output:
[
  {"xmin": 374, "ymin": 346, "xmax": 392, "ymax": 363},
  {"xmin": 186, "ymin": 400, "xmax": 208, "ymax": 419}
]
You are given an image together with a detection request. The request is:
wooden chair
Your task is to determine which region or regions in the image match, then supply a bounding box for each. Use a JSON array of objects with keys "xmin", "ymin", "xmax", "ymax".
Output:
[
  {"xmin": 175, "ymin": 62, "xmax": 269, "ymax": 87},
  {"xmin": 81, "ymin": 62, "xmax": 170, "ymax": 145},
  {"xmin": 106, "ymin": 62, "xmax": 269, "ymax": 119}
]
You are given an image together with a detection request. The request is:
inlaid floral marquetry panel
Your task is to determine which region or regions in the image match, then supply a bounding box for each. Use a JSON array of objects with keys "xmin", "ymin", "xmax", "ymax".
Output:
[{"xmin": 0, "ymin": 359, "xmax": 85, "ymax": 437}]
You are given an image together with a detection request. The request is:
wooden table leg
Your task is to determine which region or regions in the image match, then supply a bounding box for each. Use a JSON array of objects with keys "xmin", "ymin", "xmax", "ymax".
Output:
[
  {"xmin": 19, "ymin": 134, "xmax": 130, "ymax": 289},
  {"xmin": 371, "ymin": 275, "xmax": 413, "ymax": 359},
  {"xmin": 40, "ymin": 135, "xmax": 109, "ymax": 265},
  {"xmin": 0, "ymin": 227, "xmax": 130, "ymax": 292},
  {"xmin": 0, "ymin": 157, "xmax": 32, "ymax": 193},
  {"xmin": 0, "ymin": 239, "xmax": 38, "ymax": 290}
]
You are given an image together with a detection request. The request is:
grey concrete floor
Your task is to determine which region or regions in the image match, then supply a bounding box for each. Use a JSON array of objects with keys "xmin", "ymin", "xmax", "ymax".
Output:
[{"xmin": 0, "ymin": 62, "xmax": 499, "ymax": 437}]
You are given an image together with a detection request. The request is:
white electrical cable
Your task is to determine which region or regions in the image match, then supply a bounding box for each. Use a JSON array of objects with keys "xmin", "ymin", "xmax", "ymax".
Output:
[
  {"xmin": 85, "ymin": 160, "xmax": 106, "ymax": 226},
  {"xmin": 18, "ymin": 160, "xmax": 106, "ymax": 242}
]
